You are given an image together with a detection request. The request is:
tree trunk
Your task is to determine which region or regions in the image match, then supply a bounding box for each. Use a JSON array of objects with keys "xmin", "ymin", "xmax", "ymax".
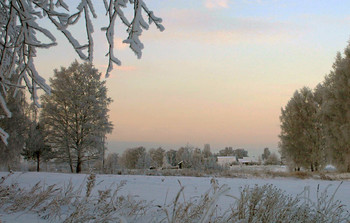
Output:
[
  {"xmin": 315, "ymin": 162, "xmax": 318, "ymax": 171},
  {"xmin": 36, "ymin": 152, "xmax": 40, "ymax": 172},
  {"xmin": 66, "ymin": 146, "xmax": 73, "ymax": 173},
  {"xmin": 65, "ymin": 126, "xmax": 73, "ymax": 173},
  {"xmin": 311, "ymin": 163, "xmax": 314, "ymax": 172},
  {"xmin": 69, "ymin": 163, "xmax": 74, "ymax": 173},
  {"xmin": 76, "ymin": 153, "xmax": 82, "ymax": 173},
  {"xmin": 66, "ymin": 145, "xmax": 73, "ymax": 173},
  {"xmin": 102, "ymin": 140, "xmax": 105, "ymax": 174},
  {"xmin": 76, "ymin": 161, "xmax": 81, "ymax": 173}
]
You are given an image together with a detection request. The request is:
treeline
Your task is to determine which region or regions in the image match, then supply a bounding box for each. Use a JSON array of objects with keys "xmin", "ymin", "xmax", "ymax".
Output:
[
  {"xmin": 0, "ymin": 62, "xmax": 112, "ymax": 173},
  {"xmin": 279, "ymin": 42, "xmax": 350, "ymax": 172},
  {"xmin": 105, "ymin": 146, "xmax": 256, "ymax": 173},
  {"xmin": 106, "ymin": 145, "xmax": 220, "ymax": 173},
  {"xmin": 217, "ymin": 147, "xmax": 248, "ymax": 158}
]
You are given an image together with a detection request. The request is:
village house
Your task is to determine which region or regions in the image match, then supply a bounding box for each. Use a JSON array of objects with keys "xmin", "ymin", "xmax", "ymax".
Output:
[{"xmin": 217, "ymin": 156, "xmax": 238, "ymax": 166}]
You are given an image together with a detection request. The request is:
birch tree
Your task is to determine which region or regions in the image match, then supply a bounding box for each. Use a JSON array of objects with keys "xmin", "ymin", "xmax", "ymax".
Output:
[
  {"xmin": 104, "ymin": 152, "xmax": 119, "ymax": 174},
  {"xmin": 279, "ymin": 87, "xmax": 325, "ymax": 171},
  {"xmin": 0, "ymin": 0, "xmax": 164, "ymax": 143},
  {"xmin": 149, "ymin": 147, "xmax": 165, "ymax": 168},
  {"xmin": 120, "ymin": 146, "xmax": 146, "ymax": 169},
  {"xmin": 40, "ymin": 61, "xmax": 113, "ymax": 173},
  {"xmin": 321, "ymin": 47, "xmax": 350, "ymax": 172},
  {"xmin": 176, "ymin": 146, "xmax": 193, "ymax": 168},
  {"xmin": 165, "ymin": 149, "xmax": 177, "ymax": 166}
]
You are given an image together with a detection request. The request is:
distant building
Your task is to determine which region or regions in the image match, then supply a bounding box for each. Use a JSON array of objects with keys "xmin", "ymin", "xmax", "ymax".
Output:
[
  {"xmin": 217, "ymin": 156, "xmax": 237, "ymax": 166},
  {"xmin": 238, "ymin": 156, "xmax": 259, "ymax": 165},
  {"xmin": 178, "ymin": 161, "xmax": 183, "ymax": 169}
]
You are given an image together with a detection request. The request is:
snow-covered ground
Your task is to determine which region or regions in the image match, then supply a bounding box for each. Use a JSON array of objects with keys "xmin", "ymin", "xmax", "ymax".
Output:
[
  {"xmin": 229, "ymin": 164, "xmax": 288, "ymax": 172},
  {"xmin": 1, "ymin": 171, "xmax": 350, "ymax": 222}
]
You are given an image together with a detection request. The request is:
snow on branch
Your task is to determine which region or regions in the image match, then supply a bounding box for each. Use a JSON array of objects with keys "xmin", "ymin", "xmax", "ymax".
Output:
[{"xmin": 0, "ymin": 0, "xmax": 164, "ymax": 144}]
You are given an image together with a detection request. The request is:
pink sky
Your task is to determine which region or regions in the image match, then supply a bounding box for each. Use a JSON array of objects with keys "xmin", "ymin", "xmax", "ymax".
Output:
[{"xmin": 35, "ymin": 0, "xmax": 350, "ymax": 154}]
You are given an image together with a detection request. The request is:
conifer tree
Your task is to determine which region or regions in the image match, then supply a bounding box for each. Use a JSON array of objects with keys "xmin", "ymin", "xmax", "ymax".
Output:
[{"xmin": 22, "ymin": 122, "xmax": 53, "ymax": 172}]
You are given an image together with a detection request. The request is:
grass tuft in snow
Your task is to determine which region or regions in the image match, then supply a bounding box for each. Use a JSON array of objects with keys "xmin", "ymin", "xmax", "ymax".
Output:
[
  {"xmin": 0, "ymin": 173, "xmax": 151, "ymax": 222},
  {"xmin": 224, "ymin": 183, "xmax": 350, "ymax": 222},
  {"xmin": 160, "ymin": 178, "xmax": 230, "ymax": 223},
  {"xmin": 1, "ymin": 173, "xmax": 350, "ymax": 222}
]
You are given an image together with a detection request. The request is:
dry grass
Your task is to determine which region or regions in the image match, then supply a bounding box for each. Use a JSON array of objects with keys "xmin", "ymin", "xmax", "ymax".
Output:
[
  {"xmin": 224, "ymin": 183, "xmax": 350, "ymax": 223},
  {"xmin": 0, "ymin": 172, "xmax": 151, "ymax": 222},
  {"xmin": 159, "ymin": 179, "xmax": 230, "ymax": 223},
  {"xmin": 158, "ymin": 179, "xmax": 350, "ymax": 223},
  {"xmin": 1, "ymin": 172, "xmax": 350, "ymax": 222}
]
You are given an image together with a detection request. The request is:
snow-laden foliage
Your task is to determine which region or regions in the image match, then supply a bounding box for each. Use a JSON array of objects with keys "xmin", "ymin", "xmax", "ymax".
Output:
[
  {"xmin": 321, "ymin": 47, "xmax": 350, "ymax": 172},
  {"xmin": 279, "ymin": 87, "xmax": 325, "ymax": 171},
  {"xmin": 0, "ymin": 0, "xmax": 164, "ymax": 144},
  {"xmin": 280, "ymin": 42, "xmax": 350, "ymax": 173},
  {"xmin": 0, "ymin": 86, "xmax": 28, "ymax": 169}
]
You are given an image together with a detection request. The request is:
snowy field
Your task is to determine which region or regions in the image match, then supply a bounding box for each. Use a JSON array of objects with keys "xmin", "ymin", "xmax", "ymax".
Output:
[
  {"xmin": 229, "ymin": 164, "xmax": 288, "ymax": 172},
  {"xmin": 1, "ymin": 172, "xmax": 350, "ymax": 222}
]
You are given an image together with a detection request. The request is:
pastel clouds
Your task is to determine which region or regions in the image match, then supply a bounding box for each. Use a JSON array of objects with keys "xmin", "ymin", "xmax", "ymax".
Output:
[
  {"xmin": 198, "ymin": 29, "xmax": 299, "ymax": 45},
  {"xmin": 147, "ymin": 9, "xmax": 304, "ymax": 45},
  {"xmin": 204, "ymin": 0, "xmax": 229, "ymax": 9}
]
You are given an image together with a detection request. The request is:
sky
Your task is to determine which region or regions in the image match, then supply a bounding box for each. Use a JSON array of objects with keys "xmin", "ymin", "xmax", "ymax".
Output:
[{"xmin": 35, "ymin": 0, "xmax": 350, "ymax": 156}]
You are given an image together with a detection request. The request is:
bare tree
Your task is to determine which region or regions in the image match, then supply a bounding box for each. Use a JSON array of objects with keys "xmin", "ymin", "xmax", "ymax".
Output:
[
  {"xmin": 264, "ymin": 152, "xmax": 280, "ymax": 165},
  {"xmin": 104, "ymin": 152, "xmax": 119, "ymax": 174},
  {"xmin": 0, "ymin": 0, "xmax": 164, "ymax": 143},
  {"xmin": 203, "ymin": 144, "xmax": 212, "ymax": 158},
  {"xmin": 176, "ymin": 146, "xmax": 193, "ymax": 168},
  {"xmin": 165, "ymin": 149, "xmax": 177, "ymax": 166},
  {"xmin": 149, "ymin": 147, "xmax": 165, "ymax": 168},
  {"xmin": 120, "ymin": 146, "xmax": 146, "ymax": 169}
]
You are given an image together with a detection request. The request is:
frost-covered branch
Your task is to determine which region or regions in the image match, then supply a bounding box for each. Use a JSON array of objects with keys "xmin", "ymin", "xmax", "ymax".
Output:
[
  {"xmin": 0, "ymin": 0, "xmax": 164, "ymax": 144},
  {"xmin": 102, "ymin": 0, "xmax": 164, "ymax": 77}
]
